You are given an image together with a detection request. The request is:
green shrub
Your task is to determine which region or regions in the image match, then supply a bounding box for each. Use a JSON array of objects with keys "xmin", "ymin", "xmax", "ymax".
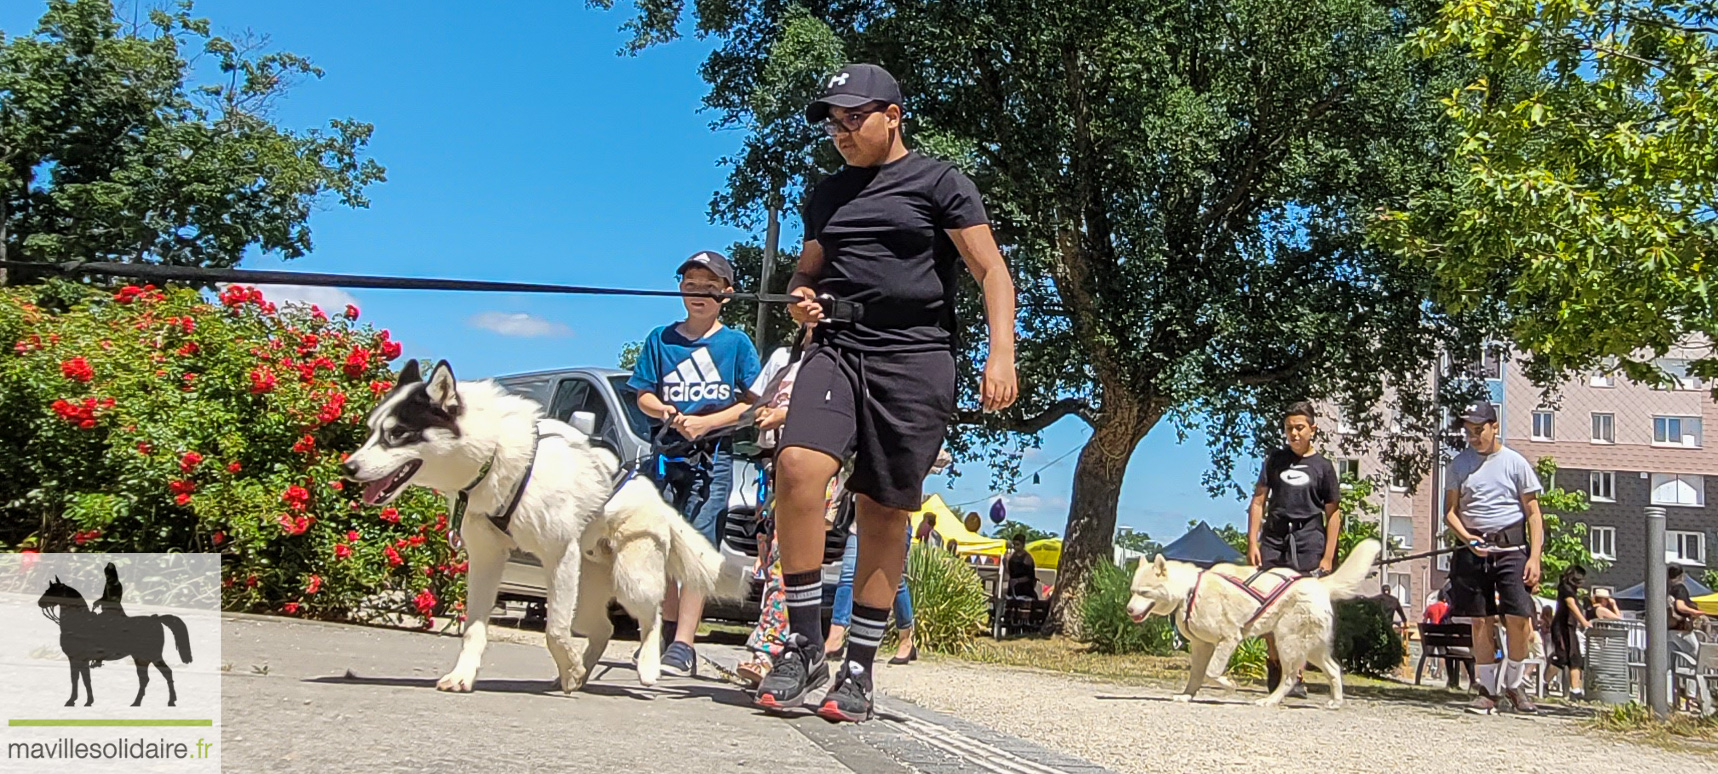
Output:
[
  {"xmin": 903, "ymin": 540, "xmax": 989, "ymax": 655},
  {"xmin": 1078, "ymin": 560, "xmax": 1178, "ymax": 656},
  {"xmin": 1332, "ymin": 598, "xmax": 1404, "ymax": 677},
  {"xmin": 1226, "ymin": 637, "xmax": 1268, "ymax": 680},
  {"xmin": 1, "ymin": 281, "xmax": 461, "ymax": 628}
]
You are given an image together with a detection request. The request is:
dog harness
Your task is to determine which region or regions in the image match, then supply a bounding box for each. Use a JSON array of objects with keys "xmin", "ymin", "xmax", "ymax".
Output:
[
  {"xmin": 1183, "ymin": 567, "xmax": 1308, "ymax": 631},
  {"xmin": 453, "ymin": 424, "xmax": 584, "ymax": 535}
]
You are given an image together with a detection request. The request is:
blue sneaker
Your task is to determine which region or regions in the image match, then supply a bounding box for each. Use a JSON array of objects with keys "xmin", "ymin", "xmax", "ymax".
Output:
[{"xmin": 661, "ymin": 642, "xmax": 697, "ymax": 677}]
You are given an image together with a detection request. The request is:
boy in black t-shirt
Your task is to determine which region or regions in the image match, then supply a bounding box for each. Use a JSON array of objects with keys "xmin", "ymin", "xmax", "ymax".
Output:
[
  {"xmin": 1245, "ymin": 401, "xmax": 1342, "ymax": 697},
  {"xmin": 754, "ymin": 63, "xmax": 1019, "ymax": 723}
]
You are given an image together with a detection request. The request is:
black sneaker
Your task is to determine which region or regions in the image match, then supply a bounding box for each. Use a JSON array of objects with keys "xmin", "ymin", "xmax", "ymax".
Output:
[
  {"xmin": 755, "ymin": 634, "xmax": 828, "ymax": 711},
  {"xmin": 1466, "ymin": 686, "xmax": 1498, "ymax": 715},
  {"xmin": 661, "ymin": 642, "xmax": 697, "ymax": 677},
  {"xmin": 1287, "ymin": 679, "xmax": 1308, "ymax": 699},
  {"xmin": 816, "ymin": 662, "xmax": 874, "ymax": 723}
]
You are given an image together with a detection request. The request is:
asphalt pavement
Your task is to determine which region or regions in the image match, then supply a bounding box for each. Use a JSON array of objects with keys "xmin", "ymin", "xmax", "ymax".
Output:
[{"xmin": 219, "ymin": 614, "xmax": 1112, "ymax": 774}]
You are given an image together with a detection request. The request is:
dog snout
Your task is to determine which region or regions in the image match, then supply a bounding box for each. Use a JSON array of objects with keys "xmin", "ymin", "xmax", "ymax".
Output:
[{"xmin": 339, "ymin": 457, "xmax": 361, "ymax": 479}]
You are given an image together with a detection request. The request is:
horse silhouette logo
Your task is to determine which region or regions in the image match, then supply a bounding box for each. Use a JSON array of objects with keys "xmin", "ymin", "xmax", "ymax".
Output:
[{"xmin": 35, "ymin": 562, "xmax": 193, "ymax": 707}]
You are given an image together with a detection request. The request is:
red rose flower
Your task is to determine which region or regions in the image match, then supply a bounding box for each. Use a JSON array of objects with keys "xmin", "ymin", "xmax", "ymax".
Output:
[
  {"xmin": 282, "ymin": 602, "xmax": 300, "ymax": 615},
  {"xmin": 59, "ymin": 358, "xmax": 94, "ymax": 383},
  {"xmin": 384, "ymin": 546, "xmax": 403, "ymax": 566},
  {"xmin": 342, "ymin": 347, "xmax": 370, "ymax": 380},
  {"xmin": 346, "ymin": 530, "xmax": 360, "ymax": 543},
  {"xmin": 248, "ymin": 368, "xmax": 277, "ymax": 394},
  {"xmin": 113, "ymin": 286, "xmax": 144, "ymax": 304},
  {"xmin": 169, "ymin": 480, "xmax": 196, "ymax": 496},
  {"xmin": 310, "ymin": 305, "xmax": 328, "ymax": 323},
  {"xmin": 291, "ymin": 435, "xmax": 315, "ymax": 455},
  {"xmin": 333, "ymin": 544, "xmax": 351, "ymax": 560},
  {"xmin": 138, "ymin": 443, "xmax": 152, "ymax": 456},
  {"xmin": 329, "ymin": 480, "xmax": 344, "ymax": 491},
  {"xmin": 275, "ymin": 514, "xmax": 311, "ymax": 536},
  {"xmin": 174, "ymin": 494, "xmax": 191, "ymax": 506},
  {"xmin": 345, "ymin": 304, "xmax": 360, "ymax": 320},
  {"xmin": 306, "ymin": 575, "xmax": 322, "ymax": 595},
  {"xmin": 211, "ymin": 531, "xmax": 225, "ymax": 546},
  {"xmin": 227, "ymin": 462, "xmax": 241, "ymax": 474},
  {"xmin": 281, "ymin": 485, "xmax": 310, "ymax": 512},
  {"xmin": 378, "ymin": 332, "xmax": 402, "ymax": 361},
  {"xmin": 413, "ymin": 589, "xmax": 436, "ymax": 616},
  {"xmin": 179, "ymin": 451, "xmax": 203, "ymax": 473},
  {"xmin": 378, "ymin": 508, "xmax": 400, "ymax": 524}
]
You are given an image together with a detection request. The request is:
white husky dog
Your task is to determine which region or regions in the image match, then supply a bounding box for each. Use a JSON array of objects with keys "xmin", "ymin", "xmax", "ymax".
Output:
[
  {"xmin": 1125, "ymin": 539, "xmax": 1382, "ymax": 708},
  {"xmin": 342, "ymin": 360, "xmax": 746, "ymax": 693}
]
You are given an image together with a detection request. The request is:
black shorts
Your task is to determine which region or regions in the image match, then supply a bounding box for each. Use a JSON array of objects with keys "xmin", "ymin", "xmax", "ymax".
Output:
[
  {"xmin": 1259, "ymin": 528, "xmax": 1325, "ymax": 574},
  {"xmin": 1448, "ymin": 547, "xmax": 1536, "ymax": 619},
  {"xmin": 777, "ymin": 344, "xmax": 955, "ymax": 511}
]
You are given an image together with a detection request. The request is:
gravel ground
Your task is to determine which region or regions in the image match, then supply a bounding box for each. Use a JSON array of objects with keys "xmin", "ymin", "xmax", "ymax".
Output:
[{"xmin": 872, "ymin": 658, "xmax": 1718, "ymax": 774}]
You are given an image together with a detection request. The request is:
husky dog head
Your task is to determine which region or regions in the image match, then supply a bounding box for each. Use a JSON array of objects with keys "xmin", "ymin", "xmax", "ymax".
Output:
[
  {"xmin": 1126, "ymin": 555, "xmax": 1197, "ymax": 623},
  {"xmin": 342, "ymin": 359, "xmax": 467, "ymax": 506}
]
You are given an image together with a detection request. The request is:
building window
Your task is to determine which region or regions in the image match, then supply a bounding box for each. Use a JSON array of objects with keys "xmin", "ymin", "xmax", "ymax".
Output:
[
  {"xmin": 1670, "ymin": 531, "xmax": 1706, "ymax": 566},
  {"xmin": 1388, "ymin": 516, "xmax": 1414, "ymax": 549},
  {"xmin": 1654, "ymin": 358, "xmax": 1704, "ymax": 391},
  {"xmin": 1589, "ymin": 372, "xmax": 1615, "ymax": 388},
  {"xmin": 1390, "ymin": 470, "xmax": 1412, "ymax": 492},
  {"xmin": 1653, "ymin": 416, "xmax": 1702, "ymax": 448},
  {"xmin": 1336, "ymin": 458, "xmax": 1360, "ymax": 483},
  {"xmin": 1588, "ymin": 525, "xmax": 1616, "ymax": 561},
  {"xmin": 1531, "ymin": 410, "xmax": 1554, "ymax": 441},
  {"xmin": 1588, "ymin": 471, "xmax": 1615, "ymax": 502},
  {"xmin": 1437, "ymin": 552, "xmax": 1451, "ymax": 572},
  {"xmin": 1650, "ymin": 473, "xmax": 1706, "ymax": 507},
  {"xmin": 1387, "ymin": 572, "xmax": 1412, "ymax": 606},
  {"xmin": 1590, "ymin": 413, "xmax": 1614, "ymax": 444}
]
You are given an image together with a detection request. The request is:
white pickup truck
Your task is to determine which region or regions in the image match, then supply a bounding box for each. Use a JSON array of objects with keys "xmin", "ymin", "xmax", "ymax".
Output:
[{"xmin": 489, "ymin": 366, "xmax": 843, "ymax": 628}]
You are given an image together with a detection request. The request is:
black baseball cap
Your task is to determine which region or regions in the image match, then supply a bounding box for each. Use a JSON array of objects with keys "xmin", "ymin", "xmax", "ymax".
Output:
[
  {"xmin": 676, "ymin": 251, "xmax": 735, "ymax": 287},
  {"xmin": 805, "ymin": 63, "xmax": 903, "ymax": 123},
  {"xmin": 1460, "ymin": 401, "xmax": 1499, "ymax": 425}
]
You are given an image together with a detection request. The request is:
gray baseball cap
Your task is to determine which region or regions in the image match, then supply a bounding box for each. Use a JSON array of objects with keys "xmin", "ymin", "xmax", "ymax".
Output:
[{"xmin": 676, "ymin": 251, "xmax": 735, "ymax": 286}]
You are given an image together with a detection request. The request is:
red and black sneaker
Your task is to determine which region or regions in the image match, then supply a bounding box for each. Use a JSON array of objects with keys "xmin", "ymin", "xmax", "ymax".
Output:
[
  {"xmin": 754, "ymin": 634, "xmax": 828, "ymax": 712},
  {"xmin": 815, "ymin": 662, "xmax": 874, "ymax": 723}
]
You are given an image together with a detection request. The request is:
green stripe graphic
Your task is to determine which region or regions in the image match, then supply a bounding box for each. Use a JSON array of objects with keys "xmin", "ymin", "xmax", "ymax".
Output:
[{"xmin": 8, "ymin": 719, "xmax": 214, "ymax": 727}]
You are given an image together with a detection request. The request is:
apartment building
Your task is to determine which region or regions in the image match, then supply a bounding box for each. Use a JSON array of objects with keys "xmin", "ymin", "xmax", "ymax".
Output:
[{"xmin": 1333, "ymin": 346, "xmax": 1715, "ymax": 619}]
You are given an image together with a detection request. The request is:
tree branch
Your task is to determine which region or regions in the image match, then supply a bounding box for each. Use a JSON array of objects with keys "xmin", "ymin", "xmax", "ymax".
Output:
[
  {"xmin": 1234, "ymin": 361, "xmax": 1310, "ymax": 386},
  {"xmin": 953, "ymin": 397, "xmax": 1096, "ymax": 433}
]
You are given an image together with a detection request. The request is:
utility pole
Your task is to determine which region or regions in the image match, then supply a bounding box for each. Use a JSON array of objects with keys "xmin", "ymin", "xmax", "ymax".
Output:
[
  {"xmin": 755, "ymin": 206, "xmax": 780, "ymax": 353},
  {"xmin": 1645, "ymin": 506, "xmax": 1669, "ymax": 718}
]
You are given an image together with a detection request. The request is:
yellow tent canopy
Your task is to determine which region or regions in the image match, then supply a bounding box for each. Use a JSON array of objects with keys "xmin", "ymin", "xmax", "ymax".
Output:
[
  {"xmin": 913, "ymin": 495, "xmax": 1005, "ymax": 558},
  {"xmin": 1694, "ymin": 592, "xmax": 1718, "ymax": 616},
  {"xmin": 1025, "ymin": 538, "xmax": 1061, "ymax": 570}
]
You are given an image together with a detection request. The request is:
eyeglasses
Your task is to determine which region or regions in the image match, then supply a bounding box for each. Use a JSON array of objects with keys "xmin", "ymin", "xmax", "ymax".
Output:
[{"xmin": 823, "ymin": 105, "xmax": 890, "ymax": 136}]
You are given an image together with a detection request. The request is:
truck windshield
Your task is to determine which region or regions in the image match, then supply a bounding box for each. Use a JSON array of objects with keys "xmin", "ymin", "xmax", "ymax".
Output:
[{"xmin": 608, "ymin": 375, "xmax": 654, "ymax": 441}]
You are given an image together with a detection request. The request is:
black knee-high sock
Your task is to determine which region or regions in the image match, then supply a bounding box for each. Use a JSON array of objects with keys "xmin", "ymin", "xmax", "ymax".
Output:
[
  {"xmin": 783, "ymin": 570, "xmax": 824, "ymax": 656},
  {"xmin": 844, "ymin": 604, "xmax": 889, "ymax": 689}
]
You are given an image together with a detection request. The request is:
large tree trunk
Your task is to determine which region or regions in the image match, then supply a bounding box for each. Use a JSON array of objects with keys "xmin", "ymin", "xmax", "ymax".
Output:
[{"xmin": 1047, "ymin": 397, "xmax": 1159, "ymax": 634}]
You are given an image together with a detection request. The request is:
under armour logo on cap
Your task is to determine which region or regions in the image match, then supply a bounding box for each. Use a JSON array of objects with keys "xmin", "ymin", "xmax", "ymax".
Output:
[
  {"xmin": 806, "ymin": 63, "xmax": 903, "ymax": 124},
  {"xmin": 829, "ymin": 72, "xmax": 850, "ymax": 87}
]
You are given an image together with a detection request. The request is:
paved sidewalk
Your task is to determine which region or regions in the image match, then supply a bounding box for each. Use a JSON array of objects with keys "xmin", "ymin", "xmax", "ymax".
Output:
[{"xmin": 219, "ymin": 615, "xmax": 1111, "ymax": 773}]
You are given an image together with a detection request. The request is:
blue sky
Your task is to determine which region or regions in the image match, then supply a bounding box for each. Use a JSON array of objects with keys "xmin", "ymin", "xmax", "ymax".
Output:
[{"xmin": 4, "ymin": 0, "xmax": 1256, "ymax": 541}]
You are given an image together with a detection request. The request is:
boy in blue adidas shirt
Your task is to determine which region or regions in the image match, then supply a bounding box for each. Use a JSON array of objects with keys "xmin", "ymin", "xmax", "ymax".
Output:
[{"xmin": 627, "ymin": 250, "xmax": 762, "ymax": 676}]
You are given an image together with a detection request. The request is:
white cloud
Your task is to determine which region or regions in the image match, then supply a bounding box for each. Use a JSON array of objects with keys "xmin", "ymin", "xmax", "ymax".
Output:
[
  {"xmin": 1004, "ymin": 493, "xmax": 1068, "ymax": 515},
  {"xmin": 254, "ymin": 284, "xmax": 360, "ymax": 312},
  {"xmin": 468, "ymin": 311, "xmax": 573, "ymax": 338}
]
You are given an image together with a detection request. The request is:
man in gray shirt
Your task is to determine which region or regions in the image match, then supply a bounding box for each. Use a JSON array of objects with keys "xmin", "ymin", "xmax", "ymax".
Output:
[{"xmin": 1443, "ymin": 401, "xmax": 1544, "ymax": 715}]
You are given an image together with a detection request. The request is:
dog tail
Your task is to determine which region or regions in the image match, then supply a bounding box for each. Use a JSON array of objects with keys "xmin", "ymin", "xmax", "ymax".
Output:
[
  {"xmin": 664, "ymin": 511, "xmax": 750, "ymax": 602},
  {"xmin": 1317, "ymin": 539, "xmax": 1381, "ymax": 601}
]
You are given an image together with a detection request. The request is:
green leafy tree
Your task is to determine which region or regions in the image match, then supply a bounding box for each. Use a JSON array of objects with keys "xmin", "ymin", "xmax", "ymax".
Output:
[
  {"xmin": 616, "ymin": 340, "xmax": 641, "ymax": 371},
  {"xmin": 989, "ymin": 520, "xmax": 1056, "ymax": 544},
  {"xmin": 1380, "ymin": 0, "xmax": 1718, "ymax": 388},
  {"xmin": 1113, "ymin": 529, "xmax": 1162, "ymax": 557},
  {"xmin": 599, "ymin": 0, "xmax": 1492, "ymax": 628},
  {"xmin": 0, "ymin": 0, "xmax": 385, "ymax": 276},
  {"xmin": 1531, "ymin": 456, "xmax": 1600, "ymax": 597}
]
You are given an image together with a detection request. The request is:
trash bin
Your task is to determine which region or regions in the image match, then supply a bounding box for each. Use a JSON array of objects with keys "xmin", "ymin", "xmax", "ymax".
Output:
[{"xmin": 1587, "ymin": 620, "xmax": 1632, "ymax": 705}]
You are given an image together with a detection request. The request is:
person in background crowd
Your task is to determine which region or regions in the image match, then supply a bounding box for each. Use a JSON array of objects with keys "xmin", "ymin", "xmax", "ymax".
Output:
[
  {"xmin": 1548, "ymin": 566, "xmax": 1590, "ymax": 701},
  {"xmin": 1588, "ymin": 587, "xmax": 1622, "ymax": 621}
]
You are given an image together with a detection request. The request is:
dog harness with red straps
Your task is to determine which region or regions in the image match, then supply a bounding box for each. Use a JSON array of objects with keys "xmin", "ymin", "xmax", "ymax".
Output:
[{"xmin": 1183, "ymin": 567, "xmax": 1307, "ymax": 630}]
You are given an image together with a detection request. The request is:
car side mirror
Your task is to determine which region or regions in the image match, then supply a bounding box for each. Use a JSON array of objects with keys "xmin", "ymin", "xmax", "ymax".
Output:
[{"xmin": 569, "ymin": 411, "xmax": 597, "ymax": 437}]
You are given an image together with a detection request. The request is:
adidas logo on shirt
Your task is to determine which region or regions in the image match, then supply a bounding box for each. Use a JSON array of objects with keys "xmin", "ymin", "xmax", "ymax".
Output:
[{"xmin": 662, "ymin": 347, "xmax": 733, "ymax": 404}]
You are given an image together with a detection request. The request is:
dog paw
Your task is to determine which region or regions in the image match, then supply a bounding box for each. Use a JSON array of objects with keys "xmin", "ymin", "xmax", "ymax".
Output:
[
  {"xmin": 1253, "ymin": 696, "xmax": 1282, "ymax": 707},
  {"xmin": 436, "ymin": 671, "xmax": 477, "ymax": 692},
  {"xmin": 1324, "ymin": 699, "xmax": 1343, "ymax": 710},
  {"xmin": 1171, "ymin": 694, "xmax": 1193, "ymax": 703},
  {"xmin": 558, "ymin": 670, "xmax": 588, "ymax": 694},
  {"xmin": 1213, "ymin": 676, "xmax": 1236, "ymax": 690}
]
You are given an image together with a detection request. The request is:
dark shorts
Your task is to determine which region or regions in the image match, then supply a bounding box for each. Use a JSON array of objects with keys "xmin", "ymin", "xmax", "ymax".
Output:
[
  {"xmin": 1448, "ymin": 546, "xmax": 1536, "ymax": 619},
  {"xmin": 1259, "ymin": 527, "xmax": 1325, "ymax": 574},
  {"xmin": 777, "ymin": 344, "xmax": 955, "ymax": 511}
]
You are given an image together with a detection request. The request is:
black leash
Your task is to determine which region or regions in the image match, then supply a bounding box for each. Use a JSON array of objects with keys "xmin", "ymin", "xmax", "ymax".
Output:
[{"xmin": 0, "ymin": 260, "xmax": 867, "ymax": 321}]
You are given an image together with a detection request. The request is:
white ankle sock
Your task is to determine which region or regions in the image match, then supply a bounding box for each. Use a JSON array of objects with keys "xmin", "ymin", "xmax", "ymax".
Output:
[
  {"xmin": 1503, "ymin": 659, "xmax": 1526, "ymax": 690},
  {"xmin": 1477, "ymin": 663, "xmax": 1499, "ymax": 693}
]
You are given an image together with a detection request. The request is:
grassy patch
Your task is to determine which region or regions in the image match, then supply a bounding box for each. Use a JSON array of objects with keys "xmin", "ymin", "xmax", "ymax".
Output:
[{"xmin": 1587, "ymin": 702, "xmax": 1718, "ymax": 742}]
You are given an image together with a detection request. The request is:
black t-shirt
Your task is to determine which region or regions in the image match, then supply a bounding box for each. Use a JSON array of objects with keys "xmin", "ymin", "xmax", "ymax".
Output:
[
  {"xmin": 803, "ymin": 152, "xmax": 989, "ymax": 353},
  {"xmin": 1255, "ymin": 449, "xmax": 1340, "ymax": 532}
]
